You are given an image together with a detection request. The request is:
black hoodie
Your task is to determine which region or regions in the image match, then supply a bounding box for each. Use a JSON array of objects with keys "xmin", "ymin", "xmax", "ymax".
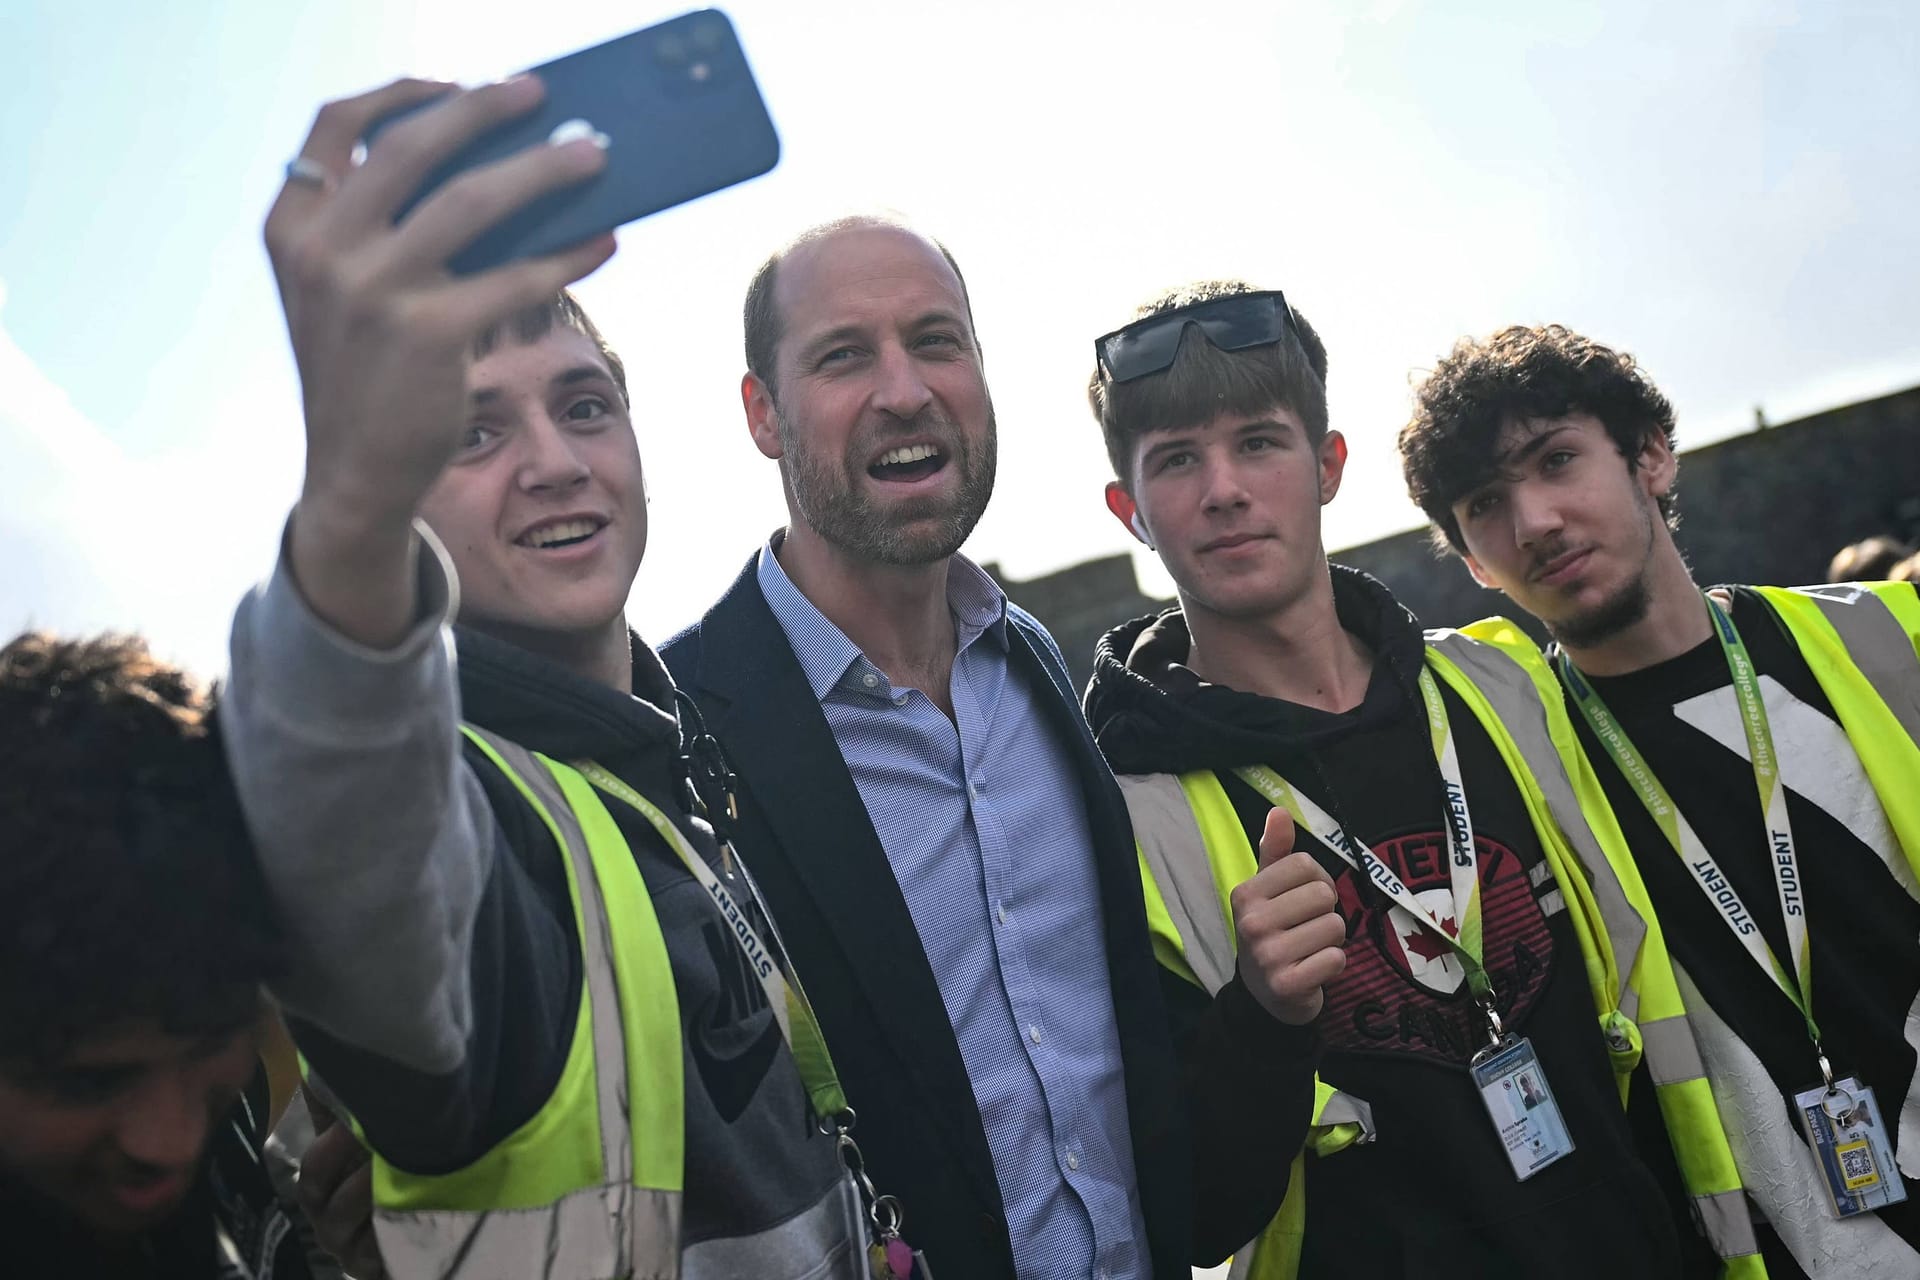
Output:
[{"xmin": 1085, "ymin": 566, "xmax": 1712, "ymax": 1279}]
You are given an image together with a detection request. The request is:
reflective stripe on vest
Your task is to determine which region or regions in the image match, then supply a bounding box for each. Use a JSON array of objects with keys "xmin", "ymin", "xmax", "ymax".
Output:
[
  {"xmin": 368, "ymin": 727, "xmax": 686, "ymax": 1280},
  {"xmin": 1120, "ymin": 773, "xmax": 1375, "ymax": 1280},
  {"xmin": 1124, "ymin": 630, "xmax": 1768, "ymax": 1277},
  {"xmin": 1449, "ymin": 622, "xmax": 1764, "ymax": 1276}
]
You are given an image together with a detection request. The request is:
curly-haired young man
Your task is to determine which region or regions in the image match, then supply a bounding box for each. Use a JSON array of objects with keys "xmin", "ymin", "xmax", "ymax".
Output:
[
  {"xmin": 1402, "ymin": 324, "xmax": 1920, "ymax": 1277},
  {"xmin": 0, "ymin": 632, "xmax": 316, "ymax": 1279}
]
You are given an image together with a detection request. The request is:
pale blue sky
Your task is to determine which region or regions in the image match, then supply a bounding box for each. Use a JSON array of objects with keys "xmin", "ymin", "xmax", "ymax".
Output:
[{"xmin": 4, "ymin": 0, "xmax": 1917, "ymax": 673}]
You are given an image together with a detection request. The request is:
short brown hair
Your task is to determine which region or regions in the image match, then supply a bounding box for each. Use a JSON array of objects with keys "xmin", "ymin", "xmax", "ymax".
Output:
[
  {"xmin": 474, "ymin": 289, "xmax": 629, "ymax": 406},
  {"xmin": 742, "ymin": 215, "xmax": 975, "ymax": 398},
  {"xmin": 1400, "ymin": 324, "xmax": 1679, "ymax": 552},
  {"xmin": 0, "ymin": 633, "xmax": 282, "ymax": 1067},
  {"xmin": 1828, "ymin": 535, "xmax": 1915, "ymax": 583},
  {"xmin": 1087, "ymin": 280, "xmax": 1330, "ymax": 485}
]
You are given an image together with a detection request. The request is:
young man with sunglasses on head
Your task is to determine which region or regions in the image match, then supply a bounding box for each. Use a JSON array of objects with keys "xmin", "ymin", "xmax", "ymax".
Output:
[
  {"xmin": 1400, "ymin": 324, "xmax": 1920, "ymax": 1278},
  {"xmin": 1081, "ymin": 282, "xmax": 1739, "ymax": 1277}
]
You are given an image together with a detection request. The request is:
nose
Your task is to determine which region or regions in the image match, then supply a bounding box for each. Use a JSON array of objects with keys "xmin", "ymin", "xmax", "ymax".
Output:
[
  {"xmin": 1199, "ymin": 453, "xmax": 1251, "ymax": 514},
  {"xmin": 516, "ymin": 415, "xmax": 592, "ymax": 493},
  {"xmin": 1508, "ymin": 479, "xmax": 1564, "ymax": 548},
  {"xmin": 116, "ymin": 1068, "xmax": 213, "ymax": 1172},
  {"xmin": 869, "ymin": 342, "xmax": 935, "ymax": 421}
]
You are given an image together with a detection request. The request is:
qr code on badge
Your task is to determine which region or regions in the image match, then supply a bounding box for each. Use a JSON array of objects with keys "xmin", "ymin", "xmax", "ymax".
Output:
[{"xmin": 1839, "ymin": 1141, "xmax": 1878, "ymax": 1188}]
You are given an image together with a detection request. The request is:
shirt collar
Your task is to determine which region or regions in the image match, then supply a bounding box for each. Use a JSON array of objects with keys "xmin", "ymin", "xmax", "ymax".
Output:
[{"xmin": 755, "ymin": 535, "xmax": 1011, "ymax": 705}]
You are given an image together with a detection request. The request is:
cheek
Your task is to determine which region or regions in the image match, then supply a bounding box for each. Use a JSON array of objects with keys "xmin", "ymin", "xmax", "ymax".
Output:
[{"xmin": 0, "ymin": 1093, "xmax": 109, "ymax": 1172}]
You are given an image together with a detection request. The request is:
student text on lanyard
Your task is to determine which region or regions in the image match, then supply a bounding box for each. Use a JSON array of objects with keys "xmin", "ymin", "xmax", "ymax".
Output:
[
  {"xmin": 1236, "ymin": 667, "xmax": 1500, "ymax": 1037},
  {"xmin": 1239, "ymin": 664, "xmax": 1581, "ymax": 1180},
  {"xmin": 1556, "ymin": 593, "xmax": 1830, "ymax": 1082},
  {"xmin": 576, "ymin": 761, "xmax": 928, "ymax": 1277}
]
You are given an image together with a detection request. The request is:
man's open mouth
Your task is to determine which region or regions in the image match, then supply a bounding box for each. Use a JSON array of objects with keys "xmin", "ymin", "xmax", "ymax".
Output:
[
  {"xmin": 517, "ymin": 517, "xmax": 606, "ymax": 549},
  {"xmin": 868, "ymin": 443, "xmax": 947, "ymax": 483}
]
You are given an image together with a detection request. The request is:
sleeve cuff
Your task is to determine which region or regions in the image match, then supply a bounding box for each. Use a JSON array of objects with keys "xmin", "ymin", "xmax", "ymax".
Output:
[{"xmin": 235, "ymin": 517, "xmax": 461, "ymax": 737}]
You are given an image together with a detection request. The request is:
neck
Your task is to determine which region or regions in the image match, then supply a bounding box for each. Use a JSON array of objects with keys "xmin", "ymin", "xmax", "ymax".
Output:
[
  {"xmin": 1183, "ymin": 564, "xmax": 1375, "ymax": 713},
  {"xmin": 1557, "ymin": 538, "xmax": 1710, "ymax": 677},
  {"xmin": 776, "ymin": 522, "xmax": 957, "ymax": 694},
  {"xmin": 476, "ymin": 615, "xmax": 634, "ymax": 693}
]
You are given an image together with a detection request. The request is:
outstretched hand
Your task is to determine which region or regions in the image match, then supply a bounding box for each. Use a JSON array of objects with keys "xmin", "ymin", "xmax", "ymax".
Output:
[{"xmin": 266, "ymin": 77, "xmax": 616, "ymax": 646}]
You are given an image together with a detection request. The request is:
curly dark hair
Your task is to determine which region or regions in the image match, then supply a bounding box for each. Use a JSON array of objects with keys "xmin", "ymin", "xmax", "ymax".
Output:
[
  {"xmin": 1088, "ymin": 280, "xmax": 1330, "ymax": 484},
  {"xmin": 1400, "ymin": 324, "xmax": 1679, "ymax": 552},
  {"xmin": 0, "ymin": 633, "xmax": 284, "ymax": 1068}
]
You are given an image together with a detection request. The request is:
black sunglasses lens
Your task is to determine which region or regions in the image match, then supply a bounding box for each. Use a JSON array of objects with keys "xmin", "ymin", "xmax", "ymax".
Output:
[
  {"xmin": 1193, "ymin": 297, "xmax": 1287, "ymax": 353},
  {"xmin": 1100, "ymin": 321, "xmax": 1188, "ymax": 382}
]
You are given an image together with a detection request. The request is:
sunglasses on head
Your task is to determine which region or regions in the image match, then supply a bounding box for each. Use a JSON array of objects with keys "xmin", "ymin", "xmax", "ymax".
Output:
[{"xmin": 1094, "ymin": 290, "xmax": 1298, "ymax": 384}]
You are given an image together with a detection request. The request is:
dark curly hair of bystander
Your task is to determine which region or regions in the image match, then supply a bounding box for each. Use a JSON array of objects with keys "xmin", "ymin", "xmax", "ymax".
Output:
[{"xmin": 0, "ymin": 632, "xmax": 284, "ymax": 1069}]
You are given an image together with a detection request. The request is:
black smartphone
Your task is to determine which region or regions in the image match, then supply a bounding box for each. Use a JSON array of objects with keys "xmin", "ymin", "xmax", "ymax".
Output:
[{"xmin": 369, "ymin": 9, "xmax": 778, "ymax": 275}]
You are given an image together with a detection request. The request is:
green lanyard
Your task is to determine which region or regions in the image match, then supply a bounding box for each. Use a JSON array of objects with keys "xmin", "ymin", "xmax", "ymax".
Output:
[
  {"xmin": 1558, "ymin": 594, "xmax": 1820, "ymax": 1053},
  {"xmin": 576, "ymin": 761, "xmax": 850, "ymax": 1122},
  {"xmin": 1238, "ymin": 668, "xmax": 1496, "ymax": 1012}
]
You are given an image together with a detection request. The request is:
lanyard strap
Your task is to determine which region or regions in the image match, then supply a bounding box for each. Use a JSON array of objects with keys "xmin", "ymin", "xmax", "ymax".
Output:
[
  {"xmin": 1557, "ymin": 594, "xmax": 1819, "ymax": 1048},
  {"xmin": 1237, "ymin": 667, "xmax": 1494, "ymax": 1004},
  {"xmin": 575, "ymin": 761, "xmax": 851, "ymax": 1121}
]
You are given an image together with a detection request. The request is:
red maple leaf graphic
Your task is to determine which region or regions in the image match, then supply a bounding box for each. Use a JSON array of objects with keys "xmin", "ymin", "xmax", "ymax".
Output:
[
  {"xmin": 1440, "ymin": 916, "xmax": 1459, "ymax": 937},
  {"xmin": 1404, "ymin": 929, "xmax": 1453, "ymax": 962}
]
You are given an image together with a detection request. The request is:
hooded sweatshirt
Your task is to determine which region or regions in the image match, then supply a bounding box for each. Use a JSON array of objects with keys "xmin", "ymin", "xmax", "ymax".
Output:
[
  {"xmin": 1085, "ymin": 565, "xmax": 1710, "ymax": 1279},
  {"xmin": 222, "ymin": 535, "xmax": 860, "ymax": 1276}
]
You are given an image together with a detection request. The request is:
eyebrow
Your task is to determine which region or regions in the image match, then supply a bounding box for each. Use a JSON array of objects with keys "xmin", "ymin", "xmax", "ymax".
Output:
[
  {"xmin": 470, "ymin": 364, "xmax": 614, "ymax": 408},
  {"xmin": 1139, "ymin": 417, "xmax": 1293, "ymax": 467},
  {"xmin": 1494, "ymin": 424, "xmax": 1575, "ymax": 470}
]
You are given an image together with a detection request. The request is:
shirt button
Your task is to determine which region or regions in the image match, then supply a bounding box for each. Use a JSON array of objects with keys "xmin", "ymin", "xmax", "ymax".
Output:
[
  {"xmin": 997, "ymin": 903, "xmax": 1008, "ymax": 925},
  {"xmin": 862, "ymin": 673, "xmax": 878, "ymax": 689},
  {"xmin": 893, "ymin": 693, "xmax": 907, "ymax": 706},
  {"xmin": 1028, "ymin": 1024, "xmax": 1042, "ymax": 1045},
  {"xmin": 1066, "ymin": 1151, "xmax": 1080, "ymax": 1171}
]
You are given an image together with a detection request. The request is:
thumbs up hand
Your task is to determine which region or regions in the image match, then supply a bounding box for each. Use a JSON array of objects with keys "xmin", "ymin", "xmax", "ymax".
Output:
[{"xmin": 1230, "ymin": 808, "xmax": 1348, "ymax": 1026}]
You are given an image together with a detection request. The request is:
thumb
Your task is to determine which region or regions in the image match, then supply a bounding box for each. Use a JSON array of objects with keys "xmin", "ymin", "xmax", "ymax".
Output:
[{"xmin": 1258, "ymin": 806, "xmax": 1296, "ymax": 869}]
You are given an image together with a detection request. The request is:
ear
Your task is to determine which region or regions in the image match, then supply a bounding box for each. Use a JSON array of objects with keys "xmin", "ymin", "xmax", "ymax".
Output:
[
  {"xmin": 1317, "ymin": 430, "xmax": 1349, "ymax": 505},
  {"xmin": 1105, "ymin": 481, "xmax": 1152, "ymax": 547},
  {"xmin": 1636, "ymin": 428, "xmax": 1677, "ymax": 501},
  {"xmin": 1462, "ymin": 552, "xmax": 1501, "ymax": 590},
  {"xmin": 743, "ymin": 372, "xmax": 782, "ymax": 461}
]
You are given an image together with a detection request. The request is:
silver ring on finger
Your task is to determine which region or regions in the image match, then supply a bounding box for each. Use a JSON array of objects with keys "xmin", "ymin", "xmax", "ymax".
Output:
[{"xmin": 283, "ymin": 155, "xmax": 334, "ymax": 190}]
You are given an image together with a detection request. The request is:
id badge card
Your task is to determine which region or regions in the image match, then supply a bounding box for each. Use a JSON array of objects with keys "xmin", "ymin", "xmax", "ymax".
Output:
[
  {"xmin": 1794, "ymin": 1077, "xmax": 1909, "ymax": 1218},
  {"xmin": 1470, "ymin": 1034, "xmax": 1576, "ymax": 1181}
]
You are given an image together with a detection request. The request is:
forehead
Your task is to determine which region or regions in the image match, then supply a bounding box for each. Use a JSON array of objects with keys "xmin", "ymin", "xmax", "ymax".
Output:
[
  {"xmin": 774, "ymin": 226, "xmax": 967, "ymax": 348},
  {"xmin": 467, "ymin": 326, "xmax": 612, "ymax": 396},
  {"xmin": 1145, "ymin": 404, "xmax": 1306, "ymax": 442}
]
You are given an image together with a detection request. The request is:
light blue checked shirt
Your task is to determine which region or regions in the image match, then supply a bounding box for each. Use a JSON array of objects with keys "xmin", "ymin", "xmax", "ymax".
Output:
[{"xmin": 757, "ymin": 541, "xmax": 1146, "ymax": 1280}]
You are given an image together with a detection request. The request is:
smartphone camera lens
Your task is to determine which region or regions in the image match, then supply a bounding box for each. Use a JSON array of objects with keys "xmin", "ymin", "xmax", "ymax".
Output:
[
  {"xmin": 690, "ymin": 21, "xmax": 724, "ymax": 52},
  {"xmin": 654, "ymin": 34, "xmax": 687, "ymax": 66}
]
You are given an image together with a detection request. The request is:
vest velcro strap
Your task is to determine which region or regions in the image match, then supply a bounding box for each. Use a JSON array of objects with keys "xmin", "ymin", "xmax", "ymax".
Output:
[
  {"xmin": 1693, "ymin": 1187, "xmax": 1761, "ymax": 1261},
  {"xmin": 1639, "ymin": 1013, "xmax": 1708, "ymax": 1087},
  {"xmin": 375, "ymin": 1183, "xmax": 683, "ymax": 1280}
]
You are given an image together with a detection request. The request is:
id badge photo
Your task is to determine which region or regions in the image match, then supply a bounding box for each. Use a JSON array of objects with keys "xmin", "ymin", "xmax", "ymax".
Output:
[{"xmin": 1470, "ymin": 1035, "xmax": 1576, "ymax": 1181}]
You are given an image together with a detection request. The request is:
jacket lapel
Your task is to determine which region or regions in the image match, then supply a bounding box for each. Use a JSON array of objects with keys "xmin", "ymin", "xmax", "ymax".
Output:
[{"xmin": 684, "ymin": 563, "xmax": 1004, "ymax": 1206}]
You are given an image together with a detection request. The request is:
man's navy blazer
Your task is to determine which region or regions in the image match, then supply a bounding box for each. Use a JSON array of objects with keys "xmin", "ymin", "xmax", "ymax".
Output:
[{"xmin": 662, "ymin": 555, "xmax": 1192, "ymax": 1278}]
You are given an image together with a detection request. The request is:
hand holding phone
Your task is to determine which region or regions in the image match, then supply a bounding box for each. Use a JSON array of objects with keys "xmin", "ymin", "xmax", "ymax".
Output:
[{"xmin": 371, "ymin": 9, "xmax": 780, "ymax": 274}]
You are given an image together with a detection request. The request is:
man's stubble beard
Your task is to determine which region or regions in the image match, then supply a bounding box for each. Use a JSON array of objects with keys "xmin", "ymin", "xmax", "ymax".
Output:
[
  {"xmin": 1541, "ymin": 494, "xmax": 1658, "ymax": 650},
  {"xmin": 777, "ymin": 402, "xmax": 998, "ymax": 566}
]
